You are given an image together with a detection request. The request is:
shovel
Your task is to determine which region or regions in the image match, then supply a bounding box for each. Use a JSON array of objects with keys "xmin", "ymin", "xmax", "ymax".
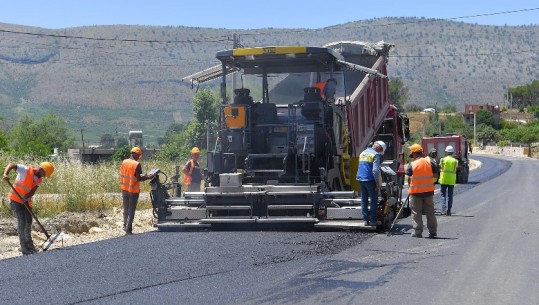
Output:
[
  {"xmin": 386, "ymin": 194, "xmax": 410, "ymax": 236},
  {"xmin": 6, "ymin": 180, "xmax": 62, "ymax": 251}
]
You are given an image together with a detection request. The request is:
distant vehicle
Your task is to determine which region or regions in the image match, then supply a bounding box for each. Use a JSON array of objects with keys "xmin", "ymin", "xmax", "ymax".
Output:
[
  {"xmin": 422, "ymin": 108, "xmax": 436, "ymax": 113},
  {"xmin": 421, "ymin": 134, "xmax": 470, "ymax": 183}
]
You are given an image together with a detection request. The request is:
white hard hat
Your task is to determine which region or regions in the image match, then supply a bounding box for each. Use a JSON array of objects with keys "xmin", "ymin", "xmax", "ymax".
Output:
[
  {"xmin": 445, "ymin": 145, "xmax": 455, "ymax": 153},
  {"xmin": 374, "ymin": 140, "xmax": 386, "ymax": 154}
]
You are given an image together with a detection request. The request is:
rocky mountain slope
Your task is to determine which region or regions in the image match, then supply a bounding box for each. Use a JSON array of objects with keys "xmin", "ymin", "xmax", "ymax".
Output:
[{"xmin": 1, "ymin": 18, "xmax": 538, "ymax": 144}]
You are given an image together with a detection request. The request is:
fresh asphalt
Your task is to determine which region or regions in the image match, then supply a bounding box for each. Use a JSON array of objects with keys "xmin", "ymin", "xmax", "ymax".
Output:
[{"xmin": 1, "ymin": 154, "xmax": 537, "ymax": 305}]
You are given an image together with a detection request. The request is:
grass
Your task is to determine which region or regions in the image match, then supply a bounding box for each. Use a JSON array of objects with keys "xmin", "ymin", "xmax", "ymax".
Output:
[{"xmin": 0, "ymin": 154, "xmax": 181, "ymax": 218}]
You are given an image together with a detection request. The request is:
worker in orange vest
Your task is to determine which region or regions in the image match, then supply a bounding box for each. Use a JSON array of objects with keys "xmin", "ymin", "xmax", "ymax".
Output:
[
  {"xmin": 183, "ymin": 147, "xmax": 202, "ymax": 192},
  {"xmin": 3, "ymin": 162, "xmax": 55, "ymax": 255},
  {"xmin": 406, "ymin": 144, "xmax": 439, "ymax": 238},
  {"xmin": 314, "ymin": 78, "xmax": 337, "ymax": 102},
  {"xmin": 119, "ymin": 147, "xmax": 154, "ymax": 235}
]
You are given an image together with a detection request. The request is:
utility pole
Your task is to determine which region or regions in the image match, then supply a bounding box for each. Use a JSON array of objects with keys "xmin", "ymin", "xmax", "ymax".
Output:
[
  {"xmin": 473, "ymin": 112, "xmax": 477, "ymax": 147},
  {"xmin": 509, "ymin": 93, "xmax": 513, "ymax": 121},
  {"xmin": 232, "ymin": 34, "xmax": 241, "ymax": 91},
  {"xmin": 81, "ymin": 129, "xmax": 85, "ymax": 150}
]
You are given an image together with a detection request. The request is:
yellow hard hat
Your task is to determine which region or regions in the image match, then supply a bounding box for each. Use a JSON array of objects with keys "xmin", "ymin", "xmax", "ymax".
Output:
[
  {"xmin": 40, "ymin": 162, "xmax": 55, "ymax": 178},
  {"xmin": 131, "ymin": 147, "xmax": 142, "ymax": 155},
  {"xmin": 408, "ymin": 144, "xmax": 423, "ymax": 158},
  {"xmin": 191, "ymin": 147, "xmax": 200, "ymax": 154}
]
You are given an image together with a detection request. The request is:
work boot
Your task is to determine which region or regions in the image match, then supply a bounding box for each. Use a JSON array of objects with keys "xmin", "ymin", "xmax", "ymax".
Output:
[
  {"xmin": 25, "ymin": 241, "xmax": 40, "ymax": 253},
  {"xmin": 19, "ymin": 246, "xmax": 37, "ymax": 255}
]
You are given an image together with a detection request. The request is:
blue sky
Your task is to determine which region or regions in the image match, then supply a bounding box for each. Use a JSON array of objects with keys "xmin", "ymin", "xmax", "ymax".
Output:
[{"xmin": 0, "ymin": 1, "xmax": 538, "ymax": 29}]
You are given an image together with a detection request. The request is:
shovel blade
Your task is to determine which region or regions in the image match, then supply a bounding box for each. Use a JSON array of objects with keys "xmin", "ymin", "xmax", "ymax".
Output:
[{"xmin": 42, "ymin": 231, "xmax": 62, "ymax": 251}]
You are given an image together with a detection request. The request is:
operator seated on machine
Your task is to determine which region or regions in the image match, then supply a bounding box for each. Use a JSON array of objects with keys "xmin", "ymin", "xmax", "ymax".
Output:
[
  {"xmin": 233, "ymin": 88, "xmax": 253, "ymax": 105},
  {"xmin": 314, "ymin": 78, "xmax": 337, "ymax": 102}
]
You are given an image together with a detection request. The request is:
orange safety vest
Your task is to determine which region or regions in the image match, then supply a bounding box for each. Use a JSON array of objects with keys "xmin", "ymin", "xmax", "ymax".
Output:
[
  {"xmin": 183, "ymin": 159, "xmax": 195, "ymax": 185},
  {"xmin": 9, "ymin": 166, "xmax": 42, "ymax": 207},
  {"xmin": 409, "ymin": 158, "xmax": 435, "ymax": 194},
  {"xmin": 314, "ymin": 82, "xmax": 327, "ymax": 100},
  {"xmin": 120, "ymin": 159, "xmax": 140, "ymax": 193}
]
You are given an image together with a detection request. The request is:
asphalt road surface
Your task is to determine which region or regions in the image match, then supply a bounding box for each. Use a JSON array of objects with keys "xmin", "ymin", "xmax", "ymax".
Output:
[{"xmin": 1, "ymin": 154, "xmax": 537, "ymax": 305}]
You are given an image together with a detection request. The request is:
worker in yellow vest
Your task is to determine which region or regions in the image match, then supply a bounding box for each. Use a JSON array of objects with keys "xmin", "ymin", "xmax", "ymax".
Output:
[
  {"xmin": 439, "ymin": 145, "xmax": 458, "ymax": 216},
  {"xmin": 406, "ymin": 144, "xmax": 439, "ymax": 238}
]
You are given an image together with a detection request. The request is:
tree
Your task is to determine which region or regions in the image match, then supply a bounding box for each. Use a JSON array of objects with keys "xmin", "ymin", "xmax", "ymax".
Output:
[
  {"xmin": 117, "ymin": 137, "xmax": 129, "ymax": 147},
  {"xmin": 156, "ymin": 88, "xmax": 220, "ymax": 161},
  {"xmin": 508, "ymin": 80, "xmax": 539, "ymax": 107},
  {"xmin": 388, "ymin": 77, "xmax": 411, "ymax": 110},
  {"xmin": 0, "ymin": 130, "xmax": 8, "ymax": 151},
  {"xmin": 192, "ymin": 88, "xmax": 220, "ymax": 124},
  {"xmin": 8, "ymin": 114, "xmax": 74, "ymax": 157},
  {"xmin": 164, "ymin": 123, "xmax": 186, "ymax": 143},
  {"xmin": 475, "ymin": 109, "xmax": 494, "ymax": 127},
  {"xmin": 405, "ymin": 103, "xmax": 422, "ymax": 112},
  {"xmin": 476, "ymin": 123, "xmax": 496, "ymax": 146},
  {"xmin": 441, "ymin": 114, "xmax": 473, "ymax": 138},
  {"xmin": 440, "ymin": 103, "xmax": 457, "ymax": 113},
  {"xmin": 100, "ymin": 134, "xmax": 115, "ymax": 148},
  {"xmin": 111, "ymin": 145, "xmax": 131, "ymax": 162}
]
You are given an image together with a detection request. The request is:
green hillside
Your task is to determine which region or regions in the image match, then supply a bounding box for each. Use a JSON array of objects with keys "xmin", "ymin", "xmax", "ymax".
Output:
[{"xmin": 0, "ymin": 18, "xmax": 538, "ymax": 145}]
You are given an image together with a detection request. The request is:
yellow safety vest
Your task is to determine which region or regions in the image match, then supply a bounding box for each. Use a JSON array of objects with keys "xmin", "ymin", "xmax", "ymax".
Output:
[{"xmin": 439, "ymin": 156, "xmax": 457, "ymax": 185}]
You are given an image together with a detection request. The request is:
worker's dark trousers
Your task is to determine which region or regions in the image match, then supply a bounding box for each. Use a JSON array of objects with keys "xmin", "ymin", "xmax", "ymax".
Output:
[
  {"xmin": 440, "ymin": 184, "xmax": 454, "ymax": 212},
  {"xmin": 187, "ymin": 183, "xmax": 201, "ymax": 192},
  {"xmin": 122, "ymin": 191, "xmax": 139, "ymax": 233},
  {"xmin": 10, "ymin": 201, "xmax": 34, "ymax": 251}
]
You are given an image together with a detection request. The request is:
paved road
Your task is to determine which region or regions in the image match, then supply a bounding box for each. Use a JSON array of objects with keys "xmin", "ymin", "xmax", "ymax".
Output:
[{"xmin": 1, "ymin": 155, "xmax": 537, "ymax": 305}]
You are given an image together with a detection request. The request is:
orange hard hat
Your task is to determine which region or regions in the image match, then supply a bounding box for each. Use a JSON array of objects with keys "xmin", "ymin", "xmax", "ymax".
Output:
[
  {"xmin": 191, "ymin": 147, "xmax": 200, "ymax": 154},
  {"xmin": 131, "ymin": 147, "xmax": 142, "ymax": 156},
  {"xmin": 408, "ymin": 144, "xmax": 423, "ymax": 158},
  {"xmin": 40, "ymin": 162, "xmax": 55, "ymax": 178}
]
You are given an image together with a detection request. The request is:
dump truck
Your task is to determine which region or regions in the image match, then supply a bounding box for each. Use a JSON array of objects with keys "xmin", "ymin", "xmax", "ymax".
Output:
[
  {"xmin": 421, "ymin": 134, "xmax": 470, "ymax": 183},
  {"xmin": 150, "ymin": 41, "xmax": 410, "ymax": 231}
]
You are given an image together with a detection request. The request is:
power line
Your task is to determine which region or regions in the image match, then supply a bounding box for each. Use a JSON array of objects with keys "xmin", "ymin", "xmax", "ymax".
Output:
[
  {"xmin": 0, "ymin": 27, "xmax": 231, "ymax": 44},
  {"xmin": 390, "ymin": 49, "xmax": 536, "ymax": 58},
  {"xmin": 1, "ymin": 7, "xmax": 537, "ymax": 44},
  {"xmin": 239, "ymin": 7, "xmax": 539, "ymax": 36}
]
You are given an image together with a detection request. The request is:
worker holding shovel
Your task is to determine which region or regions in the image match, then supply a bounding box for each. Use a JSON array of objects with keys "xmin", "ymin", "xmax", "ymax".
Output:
[{"xmin": 3, "ymin": 162, "xmax": 55, "ymax": 255}]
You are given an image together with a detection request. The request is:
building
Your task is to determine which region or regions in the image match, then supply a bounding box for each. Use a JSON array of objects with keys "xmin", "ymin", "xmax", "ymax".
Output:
[
  {"xmin": 68, "ymin": 147, "xmax": 159, "ymax": 163},
  {"xmin": 463, "ymin": 103, "xmax": 501, "ymax": 127}
]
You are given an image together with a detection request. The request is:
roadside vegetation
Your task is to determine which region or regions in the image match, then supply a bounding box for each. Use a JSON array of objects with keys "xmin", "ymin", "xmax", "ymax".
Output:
[
  {"xmin": 0, "ymin": 154, "xmax": 187, "ymax": 218},
  {"xmin": 0, "ymin": 89, "xmax": 217, "ymax": 219},
  {"xmin": 396, "ymin": 79, "xmax": 539, "ymax": 148}
]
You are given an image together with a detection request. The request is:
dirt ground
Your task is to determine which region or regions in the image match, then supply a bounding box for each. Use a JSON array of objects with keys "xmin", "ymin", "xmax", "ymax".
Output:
[
  {"xmin": 0, "ymin": 158, "xmax": 482, "ymax": 261},
  {"xmin": 0, "ymin": 207, "xmax": 156, "ymax": 261}
]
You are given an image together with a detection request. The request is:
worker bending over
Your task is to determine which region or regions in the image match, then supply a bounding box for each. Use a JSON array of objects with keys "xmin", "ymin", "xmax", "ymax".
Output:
[{"xmin": 3, "ymin": 162, "xmax": 55, "ymax": 255}]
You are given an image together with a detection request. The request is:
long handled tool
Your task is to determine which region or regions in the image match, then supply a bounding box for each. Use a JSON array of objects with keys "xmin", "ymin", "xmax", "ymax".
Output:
[
  {"xmin": 386, "ymin": 194, "xmax": 410, "ymax": 236},
  {"xmin": 6, "ymin": 181, "xmax": 61, "ymax": 251}
]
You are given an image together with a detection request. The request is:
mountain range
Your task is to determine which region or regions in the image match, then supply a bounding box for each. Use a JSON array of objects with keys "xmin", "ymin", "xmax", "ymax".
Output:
[{"xmin": 0, "ymin": 18, "xmax": 538, "ymax": 145}]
